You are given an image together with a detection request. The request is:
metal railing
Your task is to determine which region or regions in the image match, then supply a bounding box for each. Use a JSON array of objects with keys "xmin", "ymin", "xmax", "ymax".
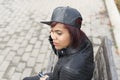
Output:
[{"xmin": 93, "ymin": 37, "xmax": 118, "ymax": 80}]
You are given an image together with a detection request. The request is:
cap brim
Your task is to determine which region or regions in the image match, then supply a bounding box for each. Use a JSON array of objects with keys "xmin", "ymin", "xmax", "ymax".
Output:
[{"xmin": 40, "ymin": 21, "xmax": 52, "ymax": 25}]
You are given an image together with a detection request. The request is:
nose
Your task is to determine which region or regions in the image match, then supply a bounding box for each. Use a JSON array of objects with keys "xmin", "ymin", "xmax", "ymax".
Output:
[{"xmin": 50, "ymin": 32, "xmax": 57, "ymax": 40}]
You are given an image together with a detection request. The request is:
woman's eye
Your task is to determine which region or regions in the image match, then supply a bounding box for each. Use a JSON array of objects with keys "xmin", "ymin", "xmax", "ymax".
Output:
[{"xmin": 56, "ymin": 31, "xmax": 62, "ymax": 35}]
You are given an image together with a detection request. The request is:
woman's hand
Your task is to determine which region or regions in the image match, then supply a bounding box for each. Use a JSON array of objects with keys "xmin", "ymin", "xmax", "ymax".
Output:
[{"xmin": 40, "ymin": 75, "xmax": 49, "ymax": 80}]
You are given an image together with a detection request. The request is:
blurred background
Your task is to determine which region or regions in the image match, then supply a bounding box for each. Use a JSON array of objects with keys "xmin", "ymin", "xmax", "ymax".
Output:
[{"xmin": 115, "ymin": 0, "xmax": 120, "ymax": 12}]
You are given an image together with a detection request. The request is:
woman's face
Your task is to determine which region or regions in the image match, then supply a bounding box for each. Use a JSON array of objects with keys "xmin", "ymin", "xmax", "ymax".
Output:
[{"xmin": 50, "ymin": 23, "xmax": 71, "ymax": 50}]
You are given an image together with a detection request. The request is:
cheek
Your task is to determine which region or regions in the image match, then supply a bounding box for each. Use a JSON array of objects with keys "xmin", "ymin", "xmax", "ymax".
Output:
[{"xmin": 59, "ymin": 35, "xmax": 71, "ymax": 47}]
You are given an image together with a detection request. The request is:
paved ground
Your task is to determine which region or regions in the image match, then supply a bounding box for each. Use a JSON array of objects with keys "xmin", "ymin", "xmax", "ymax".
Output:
[{"xmin": 0, "ymin": 0, "xmax": 119, "ymax": 80}]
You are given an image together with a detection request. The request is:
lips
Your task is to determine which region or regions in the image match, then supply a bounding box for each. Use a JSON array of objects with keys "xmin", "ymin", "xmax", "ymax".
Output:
[{"xmin": 53, "ymin": 42, "xmax": 59, "ymax": 46}]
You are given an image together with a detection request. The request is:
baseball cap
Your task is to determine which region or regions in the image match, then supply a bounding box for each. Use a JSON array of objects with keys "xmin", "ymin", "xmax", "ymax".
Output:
[{"xmin": 41, "ymin": 6, "xmax": 83, "ymax": 28}]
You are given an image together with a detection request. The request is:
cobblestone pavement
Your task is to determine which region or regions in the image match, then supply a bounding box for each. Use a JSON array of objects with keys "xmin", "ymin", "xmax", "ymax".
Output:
[{"xmin": 0, "ymin": 0, "xmax": 119, "ymax": 80}]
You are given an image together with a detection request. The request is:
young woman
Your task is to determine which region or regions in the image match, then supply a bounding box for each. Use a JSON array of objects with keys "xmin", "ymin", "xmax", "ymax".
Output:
[{"xmin": 23, "ymin": 6, "xmax": 95, "ymax": 80}]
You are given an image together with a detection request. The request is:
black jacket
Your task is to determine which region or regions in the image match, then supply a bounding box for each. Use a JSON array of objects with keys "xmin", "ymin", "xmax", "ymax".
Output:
[{"xmin": 48, "ymin": 36, "xmax": 95, "ymax": 80}]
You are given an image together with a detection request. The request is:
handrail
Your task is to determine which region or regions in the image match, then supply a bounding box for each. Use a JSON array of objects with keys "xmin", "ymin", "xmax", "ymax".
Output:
[{"xmin": 93, "ymin": 37, "xmax": 118, "ymax": 80}]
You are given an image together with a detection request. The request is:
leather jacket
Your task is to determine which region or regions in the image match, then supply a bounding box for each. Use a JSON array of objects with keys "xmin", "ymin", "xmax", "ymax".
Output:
[{"xmin": 47, "ymin": 36, "xmax": 95, "ymax": 80}]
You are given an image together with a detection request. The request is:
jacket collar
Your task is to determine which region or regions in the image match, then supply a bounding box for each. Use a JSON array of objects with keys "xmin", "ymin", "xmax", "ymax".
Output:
[{"xmin": 57, "ymin": 47, "xmax": 78, "ymax": 57}]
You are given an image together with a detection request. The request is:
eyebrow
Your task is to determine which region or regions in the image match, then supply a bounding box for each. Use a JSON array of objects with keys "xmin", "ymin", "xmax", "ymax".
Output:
[
  {"xmin": 50, "ymin": 29, "xmax": 62, "ymax": 32},
  {"xmin": 51, "ymin": 29, "xmax": 62, "ymax": 32}
]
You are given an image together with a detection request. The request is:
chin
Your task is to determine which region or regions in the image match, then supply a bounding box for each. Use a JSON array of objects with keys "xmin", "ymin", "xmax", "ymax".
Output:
[{"xmin": 55, "ymin": 47, "xmax": 62, "ymax": 50}]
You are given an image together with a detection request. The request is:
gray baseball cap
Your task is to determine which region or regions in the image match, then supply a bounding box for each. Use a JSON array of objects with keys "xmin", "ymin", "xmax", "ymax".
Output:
[{"xmin": 41, "ymin": 6, "xmax": 83, "ymax": 28}]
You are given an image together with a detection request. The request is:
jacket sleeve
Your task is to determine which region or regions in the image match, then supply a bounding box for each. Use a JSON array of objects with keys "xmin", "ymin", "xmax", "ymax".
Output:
[
  {"xmin": 59, "ymin": 67, "xmax": 81, "ymax": 80},
  {"xmin": 59, "ymin": 65, "xmax": 94, "ymax": 80}
]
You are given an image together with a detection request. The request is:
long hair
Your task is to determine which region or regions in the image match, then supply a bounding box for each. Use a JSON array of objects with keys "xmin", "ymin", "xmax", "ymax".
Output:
[
  {"xmin": 65, "ymin": 25, "xmax": 87, "ymax": 49},
  {"xmin": 50, "ymin": 22, "xmax": 87, "ymax": 49}
]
